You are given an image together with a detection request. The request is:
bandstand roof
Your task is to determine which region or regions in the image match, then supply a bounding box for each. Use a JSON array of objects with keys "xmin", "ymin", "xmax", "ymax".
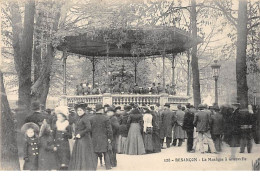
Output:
[{"xmin": 57, "ymin": 26, "xmax": 203, "ymax": 57}]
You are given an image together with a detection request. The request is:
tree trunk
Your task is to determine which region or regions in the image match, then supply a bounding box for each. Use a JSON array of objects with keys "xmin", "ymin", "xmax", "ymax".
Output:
[
  {"xmin": 0, "ymin": 71, "xmax": 20, "ymax": 170},
  {"xmin": 236, "ymin": 0, "xmax": 248, "ymax": 108},
  {"xmin": 33, "ymin": 11, "xmax": 43, "ymax": 83},
  {"xmin": 9, "ymin": 0, "xmax": 22, "ymax": 77},
  {"xmin": 191, "ymin": 0, "xmax": 201, "ymax": 108},
  {"xmin": 18, "ymin": 0, "xmax": 35, "ymax": 109},
  {"xmin": 31, "ymin": 10, "xmax": 61, "ymax": 107}
]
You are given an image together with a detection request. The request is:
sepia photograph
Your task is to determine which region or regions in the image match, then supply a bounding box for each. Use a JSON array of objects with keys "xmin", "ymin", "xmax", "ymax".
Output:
[{"xmin": 0, "ymin": 0, "xmax": 260, "ymax": 172}]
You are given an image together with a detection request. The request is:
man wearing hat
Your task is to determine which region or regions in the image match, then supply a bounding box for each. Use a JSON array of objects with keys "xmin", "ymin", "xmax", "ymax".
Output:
[
  {"xmin": 183, "ymin": 103, "xmax": 195, "ymax": 152},
  {"xmin": 160, "ymin": 103, "xmax": 176, "ymax": 148},
  {"xmin": 25, "ymin": 101, "xmax": 50, "ymax": 127},
  {"xmin": 172, "ymin": 104, "xmax": 185, "ymax": 147},
  {"xmin": 89, "ymin": 103, "xmax": 113, "ymax": 170},
  {"xmin": 238, "ymin": 105, "xmax": 255, "ymax": 153},
  {"xmin": 193, "ymin": 104, "xmax": 217, "ymax": 154},
  {"xmin": 210, "ymin": 105, "xmax": 224, "ymax": 152},
  {"xmin": 106, "ymin": 107, "xmax": 120, "ymax": 167}
]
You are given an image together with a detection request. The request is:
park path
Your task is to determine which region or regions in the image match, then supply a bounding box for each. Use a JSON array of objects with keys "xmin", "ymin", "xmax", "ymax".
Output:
[
  {"xmin": 106, "ymin": 142, "xmax": 260, "ymax": 171},
  {"xmin": 19, "ymin": 141, "xmax": 260, "ymax": 171}
]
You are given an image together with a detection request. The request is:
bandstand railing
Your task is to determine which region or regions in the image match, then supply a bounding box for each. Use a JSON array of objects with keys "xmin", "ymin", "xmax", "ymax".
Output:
[
  {"xmin": 59, "ymin": 93, "xmax": 191, "ymax": 109},
  {"xmin": 65, "ymin": 95, "xmax": 103, "ymax": 108},
  {"xmin": 112, "ymin": 94, "xmax": 160, "ymax": 106}
]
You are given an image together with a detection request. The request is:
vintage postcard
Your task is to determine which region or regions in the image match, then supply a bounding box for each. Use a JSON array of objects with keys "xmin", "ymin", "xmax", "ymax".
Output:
[{"xmin": 0, "ymin": 0, "xmax": 260, "ymax": 171}]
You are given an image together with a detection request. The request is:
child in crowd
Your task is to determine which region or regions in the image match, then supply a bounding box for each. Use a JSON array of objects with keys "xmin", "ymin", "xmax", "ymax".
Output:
[
  {"xmin": 53, "ymin": 106, "xmax": 72, "ymax": 170},
  {"xmin": 21, "ymin": 122, "xmax": 40, "ymax": 171}
]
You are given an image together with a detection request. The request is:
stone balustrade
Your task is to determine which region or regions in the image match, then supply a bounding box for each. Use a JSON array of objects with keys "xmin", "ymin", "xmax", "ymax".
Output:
[{"xmin": 59, "ymin": 93, "xmax": 191, "ymax": 109}]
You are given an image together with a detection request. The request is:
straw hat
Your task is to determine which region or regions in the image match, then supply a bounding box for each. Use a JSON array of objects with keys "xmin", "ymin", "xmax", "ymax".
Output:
[{"xmin": 55, "ymin": 106, "xmax": 69, "ymax": 119}]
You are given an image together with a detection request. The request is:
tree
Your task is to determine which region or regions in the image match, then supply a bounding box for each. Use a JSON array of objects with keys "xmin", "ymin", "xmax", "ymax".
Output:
[
  {"xmin": 191, "ymin": 0, "xmax": 201, "ymax": 107},
  {"xmin": 0, "ymin": 70, "xmax": 20, "ymax": 170},
  {"xmin": 17, "ymin": 0, "xmax": 35, "ymax": 109},
  {"xmin": 214, "ymin": 0, "xmax": 260, "ymax": 108}
]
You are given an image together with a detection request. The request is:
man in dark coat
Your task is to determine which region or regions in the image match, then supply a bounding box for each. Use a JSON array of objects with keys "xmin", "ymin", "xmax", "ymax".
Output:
[
  {"xmin": 151, "ymin": 83, "xmax": 158, "ymax": 94},
  {"xmin": 210, "ymin": 105, "xmax": 224, "ymax": 152},
  {"xmin": 89, "ymin": 103, "xmax": 113, "ymax": 170},
  {"xmin": 193, "ymin": 104, "xmax": 217, "ymax": 154},
  {"xmin": 25, "ymin": 101, "xmax": 50, "ymax": 127},
  {"xmin": 157, "ymin": 83, "xmax": 164, "ymax": 94},
  {"xmin": 160, "ymin": 103, "xmax": 176, "ymax": 148},
  {"xmin": 183, "ymin": 103, "xmax": 195, "ymax": 152},
  {"xmin": 172, "ymin": 104, "xmax": 185, "ymax": 147},
  {"xmin": 133, "ymin": 84, "xmax": 140, "ymax": 94},
  {"xmin": 106, "ymin": 107, "xmax": 120, "ymax": 167},
  {"xmin": 238, "ymin": 106, "xmax": 255, "ymax": 153}
]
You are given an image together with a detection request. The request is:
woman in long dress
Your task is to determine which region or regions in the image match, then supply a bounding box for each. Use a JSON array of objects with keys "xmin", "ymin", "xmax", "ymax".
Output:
[
  {"xmin": 143, "ymin": 108, "xmax": 154, "ymax": 153},
  {"xmin": 69, "ymin": 103, "xmax": 97, "ymax": 171},
  {"xmin": 124, "ymin": 108, "xmax": 145, "ymax": 155}
]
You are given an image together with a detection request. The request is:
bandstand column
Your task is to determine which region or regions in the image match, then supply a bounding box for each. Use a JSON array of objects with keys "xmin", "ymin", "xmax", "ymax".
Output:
[
  {"xmin": 62, "ymin": 50, "xmax": 68, "ymax": 95},
  {"xmin": 162, "ymin": 51, "xmax": 166, "ymax": 89},
  {"xmin": 60, "ymin": 50, "xmax": 68, "ymax": 106},
  {"xmin": 171, "ymin": 53, "xmax": 176, "ymax": 87},
  {"xmin": 187, "ymin": 50, "xmax": 191, "ymax": 96},
  {"xmin": 106, "ymin": 42, "xmax": 110, "ymax": 92},
  {"xmin": 134, "ymin": 56, "xmax": 138, "ymax": 84},
  {"xmin": 92, "ymin": 56, "xmax": 95, "ymax": 88}
]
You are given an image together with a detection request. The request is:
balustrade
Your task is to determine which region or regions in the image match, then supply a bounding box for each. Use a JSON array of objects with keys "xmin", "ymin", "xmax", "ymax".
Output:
[{"xmin": 59, "ymin": 94, "xmax": 190, "ymax": 109}]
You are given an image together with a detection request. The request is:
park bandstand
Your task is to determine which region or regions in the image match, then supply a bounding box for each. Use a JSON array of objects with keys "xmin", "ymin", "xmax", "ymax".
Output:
[{"xmin": 57, "ymin": 26, "xmax": 202, "ymax": 109}]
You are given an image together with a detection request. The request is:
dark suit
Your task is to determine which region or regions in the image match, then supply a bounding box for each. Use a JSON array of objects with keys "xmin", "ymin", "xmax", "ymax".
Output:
[
  {"xmin": 238, "ymin": 109, "xmax": 254, "ymax": 153},
  {"xmin": 183, "ymin": 109, "xmax": 195, "ymax": 152},
  {"xmin": 90, "ymin": 113, "xmax": 113, "ymax": 169},
  {"xmin": 108, "ymin": 116, "xmax": 120, "ymax": 167},
  {"xmin": 160, "ymin": 109, "xmax": 176, "ymax": 147},
  {"xmin": 211, "ymin": 112, "xmax": 224, "ymax": 152}
]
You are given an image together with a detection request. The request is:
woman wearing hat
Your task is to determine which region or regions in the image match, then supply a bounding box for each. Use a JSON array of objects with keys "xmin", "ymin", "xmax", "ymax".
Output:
[
  {"xmin": 53, "ymin": 106, "xmax": 72, "ymax": 170},
  {"xmin": 69, "ymin": 103, "xmax": 97, "ymax": 171},
  {"xmin": 124, "ymin": 108, "xmax": 145, "ymax": 155},
  {"xmin": 21, "ymin": 122, "xmax": 40, "ymax": 170}
]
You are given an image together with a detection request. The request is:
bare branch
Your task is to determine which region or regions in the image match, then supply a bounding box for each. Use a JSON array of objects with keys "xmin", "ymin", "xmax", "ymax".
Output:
[
  {"xmin": 214, "ymin": 1, "xmax": 238, "ymax": 28},
  {"xmin": 248, "ymin": 22, "xmax": 260, "ymax": 31}
]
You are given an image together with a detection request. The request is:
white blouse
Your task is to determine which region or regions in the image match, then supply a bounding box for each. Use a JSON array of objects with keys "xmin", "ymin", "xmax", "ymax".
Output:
[{"xmin": 143, "ymin": 113, "xmax": 153, "ymax": 133}]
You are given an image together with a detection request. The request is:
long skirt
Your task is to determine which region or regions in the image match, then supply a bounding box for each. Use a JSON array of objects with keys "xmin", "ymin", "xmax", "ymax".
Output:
[
  {"xmin": 117, "ymin": 135, "xmax": 127, "ymax": 154},
  {"xmin": 124, "ymin": 123, "xmax": 145, "ymax": 155},
  {"xmin": 152, "ymin": 129, "xmax": 161, "ymax": 153},
  {"xmin": 69, "ymin": 134, "xmax": 97, "ymax": 171},
  {"xmin": 143, "ymin": 127, "xmax": 153, "ymax": 152}
]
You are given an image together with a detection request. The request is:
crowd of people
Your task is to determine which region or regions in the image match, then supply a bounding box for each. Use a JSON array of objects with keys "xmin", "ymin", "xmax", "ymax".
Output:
[
  {"xmin": 75, "ymin": 82, "xmax": 176, "ymax": 95},
  {"xmin": 20, "ymin": 100, "xmax": 260, "ymax": 171}
]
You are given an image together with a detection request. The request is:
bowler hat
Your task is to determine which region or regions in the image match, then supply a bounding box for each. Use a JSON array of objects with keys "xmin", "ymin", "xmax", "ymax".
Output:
[
  {"xmin": 21, "ymin": 122, "xmax": 40, "ymax": 135},
  {"xmin": 115, "ymin": 106, "xmax": 121, "ymax": 111},
  {"xmin": 186, "ymin": 103, "xmax": 191, "ymax": 109},
  {"xmin": 107, "ymin": 107, "xmax": 115, "ymax": 112},
  {"xmin": 124, "ymin": 105, "xmax": 132, "ymax": 111},
  {"xmin": 214, "ymin": 105, "xmax": 220, "ymax": 111},
  {"xmin": 198, "ymin": 104, "xmax": 205, "ymax": 109},
  {"xmin": 31, "ymin": 101, "xmax": 40, "ymax": 111},
  {"xmin": 164, "ymin": 103, "xmax": 171, "ymax": 107},
  {"xmin": 95, "ymin": 103, "xmax": 104, "ymax": 112},
  {"xmin": 232, "ymin": 103, "xmax": 240, "ymax": 106},
  {"xmin": 74, "ymin": 102, "xmax": 88, "ymax": 110}
]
